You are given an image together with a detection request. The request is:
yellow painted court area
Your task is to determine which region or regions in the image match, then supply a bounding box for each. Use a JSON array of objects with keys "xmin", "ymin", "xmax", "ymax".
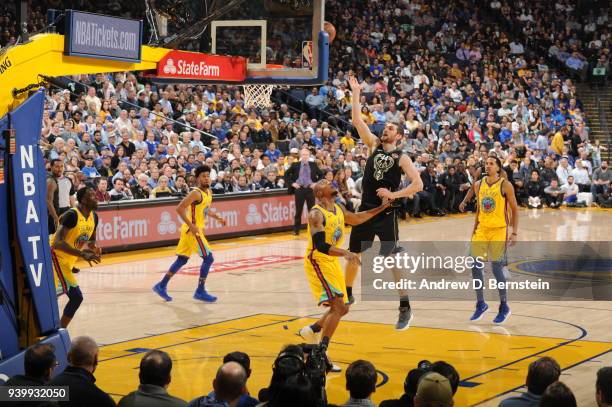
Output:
[{"xmin": 96, "ymin": 314, "xmax": 611, "ymax": 406}]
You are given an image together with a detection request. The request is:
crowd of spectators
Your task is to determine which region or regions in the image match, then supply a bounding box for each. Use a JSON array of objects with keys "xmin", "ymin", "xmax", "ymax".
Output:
[
  {"xmin": 3, "ymin": 0, "xmax": 611, "ymax": 212},
  {"xmin": 5, "ymin": 336, "xmax": 612, "ymax": 407}
]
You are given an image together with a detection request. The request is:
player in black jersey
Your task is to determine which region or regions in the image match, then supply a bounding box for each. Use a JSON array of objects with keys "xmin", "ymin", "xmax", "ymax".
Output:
[{"xmin": 346, "ymin": 75, "xmax": 423, "ymax": 330}]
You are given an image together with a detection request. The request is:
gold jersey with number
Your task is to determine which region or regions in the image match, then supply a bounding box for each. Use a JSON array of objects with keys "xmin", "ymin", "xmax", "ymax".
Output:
[
  {"xmin": 306, "ymin": 204, "xmax": 345, "ymax": 264},
  {"xmin": 477, "ymin": 178, "xmax": 508, "ymax": 229},
  {"xmin": 51, "ymin": 208, "xmax": 96, "ymax": 266},
  {"xmin": 304, "ymin": 203, "xmax": 348, "ymax": 305},
  {"xmin": 181, "ymin": 187, "xmax": 212, "ymax": 232}
]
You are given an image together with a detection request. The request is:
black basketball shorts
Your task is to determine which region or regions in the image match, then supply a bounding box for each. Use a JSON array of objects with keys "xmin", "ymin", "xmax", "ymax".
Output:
[{"xmin": 349, "ymin": 208, "xmax": 400, "ymax": 256}]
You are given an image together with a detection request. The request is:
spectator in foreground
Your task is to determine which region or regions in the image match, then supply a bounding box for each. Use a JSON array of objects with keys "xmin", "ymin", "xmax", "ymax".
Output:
[
  {"xmin": 342, "ymin": 360, "xmax": 377, "ymax": 407},
  {"xmin": 539, "ymin": 382, "xmax": 576, "ymax": 407},
  {"xmin": 380, "ymin": 367, "xmax": 429, "ymax": 407},
  {"xmin": 414, "ymin": 372, "xmax": 453, "ymax": 407},
  {"xmin": 431, "ymin": 361, "xmax": 460, "ymax": 396},
  {"xmin": 188, "ymin": 362, "xmax": 247, "ymax": 407},
  {"xmin": 2, "ymin": 343, "xmax": 58, "ymax": 407},
  {"xmin": 48, "ymin": 336, "xmax": 116, "ymax": 407},
  {"xmin": 207, "ymin": 352, "xmax": 258, "ymax": 407},
  {"xmin": 3, "ymin": 342, "xmax": 57, "ymax": 385},
  {"xmin": 118, "ymin": 350, "xmax": 186, "ymax": 407},
  {"xmin": 596, "ymin": 367, "xmax": 612, "ymax": 407},
  {"xmin": 499, "ymin": 357, "xmax": 560, "ymax": 407}
]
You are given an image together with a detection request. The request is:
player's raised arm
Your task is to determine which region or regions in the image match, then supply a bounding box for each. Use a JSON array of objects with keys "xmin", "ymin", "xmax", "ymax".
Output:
[
  {"xmin": 348, "ymin": 75, "xmax": 379, "ymax": 149},
  {"xmin": 309, "ymin": 208, "xmax": 359, "ymax": 263},
  {"xmin": 341, "ymin": 201, "xmax": 391, "ymax": 226},
  {"xmin": 176, "ymin": 190, "xmax": 202, "ymax": 235},
  {"xmin": 376, "ymin": 155, "xmax": 423, "ymax": 201}
]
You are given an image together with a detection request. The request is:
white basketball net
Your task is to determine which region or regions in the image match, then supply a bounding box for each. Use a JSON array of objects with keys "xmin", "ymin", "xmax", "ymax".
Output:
[{"xmin": 242, "ymin": 84, "xmax": 275, "ymax": 109}]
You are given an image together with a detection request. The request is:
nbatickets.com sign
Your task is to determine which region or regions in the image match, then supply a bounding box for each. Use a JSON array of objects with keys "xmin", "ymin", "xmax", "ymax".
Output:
[{"xmin": 95, "ymin": 195, "xmax": 306, "ymax": 249}]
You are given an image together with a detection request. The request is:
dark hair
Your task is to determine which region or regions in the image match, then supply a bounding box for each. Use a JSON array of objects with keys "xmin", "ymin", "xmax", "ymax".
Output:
[
  {"xmin": 526, "ymin": 357, "xmax": 561, "ymax": 395},
  {"xmin": 487, "ymin": 155, "xmax": 503, "ymax": 174},
  {"xmin": 261, "ymin": 345, "xmax": 305, "ymax": 402},
  {"xmin": 431, "ymin": 361, "xmax": 460, "ymax": 395},
  {"xmin": 346, "ymin": 360, "xmax": 377, "ymax": 399},
  {"xmin": 76, "ymin": 187, "xmax": 92, "ymax": 203},
  {"xmin": 50, "ymin": 158, "xmax": 63, "ymax": 167},
  {"xmin": 597, "ymin": 367, "xmax": 612, "ymax": 404},
  {"xmin": 139, "ymin": 350, "xmax": 172, "ymax": 387},
  {"xmin": 539, "ymin": 382, "xmax": 576, "ymax": 407},
  {"xmin": 268, "ymin": 374, "xmax": 317, "ymax": 407},
  {"xmin": 224, "ymin": 351, "xmax": 251, "ymax": 378},
  {"xmin": 113, "ymin": 177, "xmax": 124, "ymax": 186},
  {"xmin": 195, "ymin": 165, "xmax": 211, "ymax": 178},
  {"xmin": 24, "ymin": 343, "xmax": 56, "ymax": 379},
  {"xmin": 404, "ymin": 368, "xmax": 428, "ymax": 396}
]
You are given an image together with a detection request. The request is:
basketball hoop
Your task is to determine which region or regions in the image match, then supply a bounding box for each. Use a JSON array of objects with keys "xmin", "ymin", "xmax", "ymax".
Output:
[{"xmin": 242, "ymin": 64, "xmax": 284, "ymax": 109}]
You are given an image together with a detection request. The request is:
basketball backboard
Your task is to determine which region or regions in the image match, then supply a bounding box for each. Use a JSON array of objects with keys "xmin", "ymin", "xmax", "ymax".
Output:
[{"xmin": 207, "ymin": 0, "xmax": 328, "ymax": 85}]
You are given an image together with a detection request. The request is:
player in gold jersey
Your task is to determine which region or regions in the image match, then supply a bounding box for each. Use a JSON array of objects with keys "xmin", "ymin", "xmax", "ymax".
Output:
[
  {"xmin": 51, "ymin": 187, "xmax": 101, "ymax": 328},
  {"xmin": 153, "ymin": 165, "xmax": 226, "ymax": 302},
  {"xmin": 298, "ymin": 179, "xmax": 390, "ymax": 362},
  {"xmin": 466, "ymin": 156, "xmax": 519, "ymax": 324}
]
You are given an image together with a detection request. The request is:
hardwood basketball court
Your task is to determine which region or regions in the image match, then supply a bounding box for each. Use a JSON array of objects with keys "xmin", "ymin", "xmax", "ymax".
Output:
[{"xmin": 63, "ymin": 208, "xmax": 611, "ymax": 406}]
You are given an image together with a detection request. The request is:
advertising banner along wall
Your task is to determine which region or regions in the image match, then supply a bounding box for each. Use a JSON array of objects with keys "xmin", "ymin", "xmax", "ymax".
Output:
[{"xmin": 96, "ymin": 194, "xmax": 306, "ymax": 250}]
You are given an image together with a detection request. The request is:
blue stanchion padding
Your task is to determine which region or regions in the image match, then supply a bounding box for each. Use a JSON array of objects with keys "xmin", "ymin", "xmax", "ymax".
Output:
[{"xmin": 8, "ymin": 91, "xmax": 60, "ymax": 333}]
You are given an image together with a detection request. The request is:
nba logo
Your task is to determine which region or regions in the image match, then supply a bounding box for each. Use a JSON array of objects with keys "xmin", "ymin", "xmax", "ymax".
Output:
[{"xmin": 302, "ymin": 41, "xmax": 313, "ymax": 69}]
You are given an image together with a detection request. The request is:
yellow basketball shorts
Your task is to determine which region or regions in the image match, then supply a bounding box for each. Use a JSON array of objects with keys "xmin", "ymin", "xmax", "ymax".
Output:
[
  {"xmin": 51, "ymin": 249, "xmax": 78, "ymax": 296},
  {"xmin": 304, "ymin": 251, "xmax": 348, "ymax": 306},
  {"xmin": 176, "ymin": 230, "xmax": 212, "ymax": 258},
  {"xmin": 471, "ymin": 226, "xmax": 508, "ymax": 263}
]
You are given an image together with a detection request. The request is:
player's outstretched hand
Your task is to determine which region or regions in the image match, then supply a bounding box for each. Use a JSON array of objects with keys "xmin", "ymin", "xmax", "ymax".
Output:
[
  {"xmin": 376, "ymin": 187, "xmax": 394, "ymax": 200},
  {"xmin": 348, "ymin": 75, "xmax": 362, "ymax": 93},
  {"xmin": 188, "ymin": 224, "xmax": 200, "ymax": 236},
  {"xmin": 507, "ymin": 233, "xmax": 517, "ymax": 247},
  {"xmin": 81, "ymin": 249, "xmax": 101, "ymax": 265},
  {"xmin": 458, "ymin": 201, "xmax": 466, "ymax": 212},
  {"xmin": 343, "ymin": 251, "xmax": 361, "ymax": 265},
  {"xmin": 218, "ymin": 217, "xmax": 227, "ymax": 226}
]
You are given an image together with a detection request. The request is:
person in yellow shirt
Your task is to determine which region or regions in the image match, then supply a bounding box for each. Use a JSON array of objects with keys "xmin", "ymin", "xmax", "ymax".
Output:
[
  {"xmin": 297, "ymin": 179, "xmax": 390, "ymax": 368},
  {"xmin": 340, "ymin": 131, "xmax": 356, "ymax": 152},
  {"xmin": 51, "ymin": 187, "xmax": 101, "ymax": 328},
  {"xmin": 551, "ymin": 128, "xmax": 566, "ymax": 156},
  {"xmin": 153, "ymin": 165, "xmax": 227, "ymax": 302},
  {"xmin": 467, "ymin": 156, "xmax": 519, "ymax": 325}
]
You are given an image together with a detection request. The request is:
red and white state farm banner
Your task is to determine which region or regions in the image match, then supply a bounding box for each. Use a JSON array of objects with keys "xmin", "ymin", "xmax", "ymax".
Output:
[
  {"xmin": 96, "ymin": 194, "xmax": 307, "ymax": 249},
  {"xmin": 156, "ymin": 50, "xmax": 247, "ymax": 82}
]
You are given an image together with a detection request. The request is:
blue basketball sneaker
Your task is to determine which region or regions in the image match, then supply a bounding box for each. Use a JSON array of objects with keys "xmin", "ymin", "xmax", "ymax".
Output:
[
  {"xmin": 493, "ymin": 303, "xmax": 511, "ymax": 324},
  {"xmin": 153, "ymin": 283, "xmax": 172, "ymax": 302},
  {"xmin": 193, "ymin": 289, "xmax": 217, "ymax": 303},
  {"xmin": 469, "ymin": 301, "xmax": 489, "ymax": 321}
]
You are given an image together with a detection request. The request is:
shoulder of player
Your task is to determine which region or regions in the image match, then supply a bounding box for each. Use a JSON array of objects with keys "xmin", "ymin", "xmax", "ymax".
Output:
[{"xmin": 308, "ymin": 206, "xmax": 324, "ymax": 223}]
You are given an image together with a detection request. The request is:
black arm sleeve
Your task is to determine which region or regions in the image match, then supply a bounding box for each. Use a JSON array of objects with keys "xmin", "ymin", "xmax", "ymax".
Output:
[
  {"xmin": 60, "ymin": 209, "xmax": 78, "ymax": 228},
  {"xmin": 312, "ymin": 231, "xmax": 332, "ymax": 255}
]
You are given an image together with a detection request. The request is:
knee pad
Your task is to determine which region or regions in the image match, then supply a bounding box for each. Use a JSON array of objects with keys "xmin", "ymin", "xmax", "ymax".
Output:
[
  {"xmin": 64, "ymin": 286, "xmax": 83, "ymax": 318},
  {"xmin": 202, "ymin": 253, "xmax": 214, "ymax": 268}
]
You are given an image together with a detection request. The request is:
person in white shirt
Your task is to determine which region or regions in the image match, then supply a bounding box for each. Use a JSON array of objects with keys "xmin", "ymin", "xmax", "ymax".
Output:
[
  {"xmin": 556, "ymin": 158, "xmax": 572, "ymax": 185},
  {"xmin": 570, "ymin": 160, "xmax": 591, "ymax": 192},
  {"xmin": 562, "ymin": 176, "xmax": 579, "ymax": 204},
  {"xmin": 509, "ymin": 41, "xmax": 525, "ymax": 55}
]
